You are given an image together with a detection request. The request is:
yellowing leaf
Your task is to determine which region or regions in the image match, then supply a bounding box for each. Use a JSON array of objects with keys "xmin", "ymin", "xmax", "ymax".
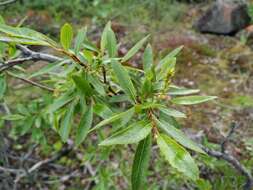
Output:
[{"xmin": 60, "ymin": 23, "xmax": 73, "ymax": 50}]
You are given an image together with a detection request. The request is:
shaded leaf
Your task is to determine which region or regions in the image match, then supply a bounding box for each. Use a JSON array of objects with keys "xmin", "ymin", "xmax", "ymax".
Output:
[
  {"xmin": 75, "ymin": 104, "xmax": 93, "ymax": 146},
  {"xmin": 111, "ymin": 61, "xmax": 136, "ymax": 103},
  {"xmin": 29, "ymin": 61, "xmax": 65, "ymax": 78},
  {"xmin": 0, "ymin": 74, "xmax": 6, "ymax": 99},
  {"xmin": 132, "ymin": 134, "xmax": 151, "ymax": 190},
  {"xmin": 72, "ymin": 73, "xmax": 93, "ymax": 96},
  {"xmin": 59, "ymin": 100, "xmax": 76, "ymax": 142},
  {"xmin": 46, "ymin": 91, "xmax": 74, "ymax": 113}
]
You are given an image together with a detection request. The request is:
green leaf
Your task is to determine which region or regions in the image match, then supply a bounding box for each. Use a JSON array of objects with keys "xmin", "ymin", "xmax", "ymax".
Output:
[
  {"xmin": 158, "ymin": 46, "xmax": 183, "ymax": 67},
  {"xmin": 0, "ymin": 16, "xmax": 5, "ymax": 24},
  {"xmin": 168, "ymin": 86, "xmax": 200, "ymax": 96},
  {"xmin": 143, "ymin": 44, "xmax": 153, "ymax": 73},
  {"xmin": 111, "ymin": 61, "xmax": 136, "ymax": 103},
  {"xmin": 88, "ymin": 74, "xmax": 106, "ymax": 96},
  {"xmin": 159, "ymin": 107, "xmax": 186, "ymax": 118},
  {"xmin": 89, "ymin": 107, "xmax": 135, "ymax": 132},
  {"xmin": 0, "ymin": 24, "xmax": 56, "ymax": 46},
  {"xmin": 75, "ymin": 104, "xmax": 93, "ymax": 146},
  {"xmin": 109, "ymin": 94, "xmax": 129, "ymax": 103},
  {"xmin": 1, "ymin": 114, "xmax": 25, "ymax": 121},
  {"xmin": 131, "ymin": 135, "xmax": 151, "ymax": 190},
  {"xmin": 171, "ymin": 96, "xmax": 217, "ymax": 105},
  {"xmin": 157, "ymin": 134, "xmax": 199, "ymax": 180},
  {"xmin": 74, "ymin": 27, "xmax": 86, "ymax": 54},
  {"xmin": 0, "ymin": 36, "xmax": 51, "ymax": 46},
  {"xmin": 60, "ymin": 23, "xmax": 73, "ymax": 50},
  {"xmin": 0, "ymin": 74, "xmax": 6, "ymax": 99},
  {"xmin": 155, "ymin": 119, "xmax": 205, "ymax": 154},
  {"xmin": 29, "ymin": 61, "xmax": 65, "ymax": 78},
  {"xmin": 99, "ymin": 121, "xmax": 152, "ymax": 146},
  {"xmin": 20, "ymin": 116, "xmax": 35, "ymax": 135},
  {"xmin": 93, "ymin": 104, "xmax": 113, "ymax": 119},
  {"xmin": 59, "ymin": 100, "xmax": 75, "ymax": 142},
  {"xmin": 157, "ymin": 57, "xmax": 176, "ymax": 80},
  {"xmin": 72, "ymin": 73, "xmax": 93, "ymax": 97},
  {"xmin": 46, "ymin": 91, "xmax": 74, "ymax": 113},
  {"xmin": 122, "ymin": 35, "xmax": 149, "ymax": 62},
  {"xmin": 101, "ymin": 22, "xmax": 117, "ymax": 57}
]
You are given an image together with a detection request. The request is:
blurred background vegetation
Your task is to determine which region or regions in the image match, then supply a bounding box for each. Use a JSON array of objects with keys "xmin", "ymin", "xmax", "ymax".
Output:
[{"xmin": 0, "ymin": 0, "xmax": 253, "ymax": 189}]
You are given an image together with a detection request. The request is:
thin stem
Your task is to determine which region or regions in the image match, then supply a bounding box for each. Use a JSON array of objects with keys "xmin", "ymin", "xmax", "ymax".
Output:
[{"xmin": 7, "ymin": 72, "xmax": 54, "ymax": 92}]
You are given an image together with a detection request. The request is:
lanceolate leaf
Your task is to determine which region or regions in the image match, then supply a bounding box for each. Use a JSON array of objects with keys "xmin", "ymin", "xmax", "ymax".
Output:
[
  {"xmin": 88, "ymin": 74, "xmax": 106, "ymax": 96},
  {"xmin": 93, "ymin": 104, "xmax": 113, "ymax": 119},
  {"xmin": 168, "ymin": 86, "xmax": 200, "ymax": 96},
  {"xmin": 60, "ymin": 23, "xmax": 73, "ymax": 50},
  {"xmin": 143, "ymin": 44, "xmax": 153, "ymax": 73},
  {"xmin": 75, "ymin": 104, "xmax": 93, "ymax": 146},
  {"xmin": 0, "ymin": 36, "xmax": 50, "ymax": 46},
  {"xmin": 0, "ymin": 24, "xmax": 56, "ymax": 46},
  {"xmin": 0, "ymin": 74, "xmax": 6, "ymax": 99},
  {"xmin": 101, "ymin": 22, "xmax": 117, "ymax": 57},
  {"xmin": 89, "ymin": 107, "xmax": 135, "ymax": 132},
  {"xmin": 111, "ymin": 61, "xmax": 136, "ymax": 103},
  {"xmin": 74, "ymin": 27, "xmax": 86, "ymax": 54},
  {"xmin": 159, "ymin": 107, "xmax": 186, "ymax": 118},
  {"xmin": 158, "ymin": 46, "xmax": 183, "ymax": 67},
  {"xmin": 122, "ymin": 35, "xmax": 149, "ymax": 62},
  {"xmin": 155, "ymin": 119, "xmax": 205, "ymax": 154},
  {"xmin": 171, "ymin": 96, "xmax": 217, "ymax": 105},
  {"xmin": 157, "ymin": 134, "xmax": 199, "ymax": 181},
  {"xmin": 46, "ymin": 91, "xmax": 74, "ymax": 113},
  {"xmin": 72, "ymin": 73, "xmax": 93, "ymax": 96},
  {"xmin": 59, "ymin": 100, "xmax": 76, "ymax": 142},
  {"xmin": 132, "ymin": 135, "xmax": 151, "ymax": 190},
  {"xmin": 99, "ymin": 121, "xmax": 152, "ymax": 146},
  {"xmin": 2, "ymin": 114, "xmax": 25, "ymax": 121}
]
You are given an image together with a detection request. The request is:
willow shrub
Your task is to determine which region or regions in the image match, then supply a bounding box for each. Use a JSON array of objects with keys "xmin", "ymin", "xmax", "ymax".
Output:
[{"xmin": 0, "ymin": 21, "xmax": 216, "ymax": 189}]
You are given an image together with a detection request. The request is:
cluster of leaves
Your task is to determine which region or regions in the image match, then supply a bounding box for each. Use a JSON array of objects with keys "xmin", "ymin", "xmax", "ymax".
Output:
[{"xmin": 0, "ymin": 19, "xmax": 217, "ymax": 189}]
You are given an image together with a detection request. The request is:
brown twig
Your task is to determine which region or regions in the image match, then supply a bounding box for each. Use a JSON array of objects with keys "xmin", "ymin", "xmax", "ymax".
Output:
[
  {"xmin": 7, "ymin": 72, "xmax": 54, "ymax": 92},
  {"xmin": 220, "ymin": 122, "xmax": 238, "ymax": 153},
  {"xmin": 201, "ymin": 145, "xmax": 253, "ymax": 190},
  {"xmin": 0, "ymin": 45, "xmax": 63, "ymax": 72},
  {"xmin": 14, "ymin": 140, "xmax": 74, "ymax": 185}
]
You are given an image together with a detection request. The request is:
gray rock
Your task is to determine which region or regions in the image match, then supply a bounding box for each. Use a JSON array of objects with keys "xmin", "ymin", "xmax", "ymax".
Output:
[{"xmin": 195, "ymin": 0, "xmax": 250, "ymax": 35}]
